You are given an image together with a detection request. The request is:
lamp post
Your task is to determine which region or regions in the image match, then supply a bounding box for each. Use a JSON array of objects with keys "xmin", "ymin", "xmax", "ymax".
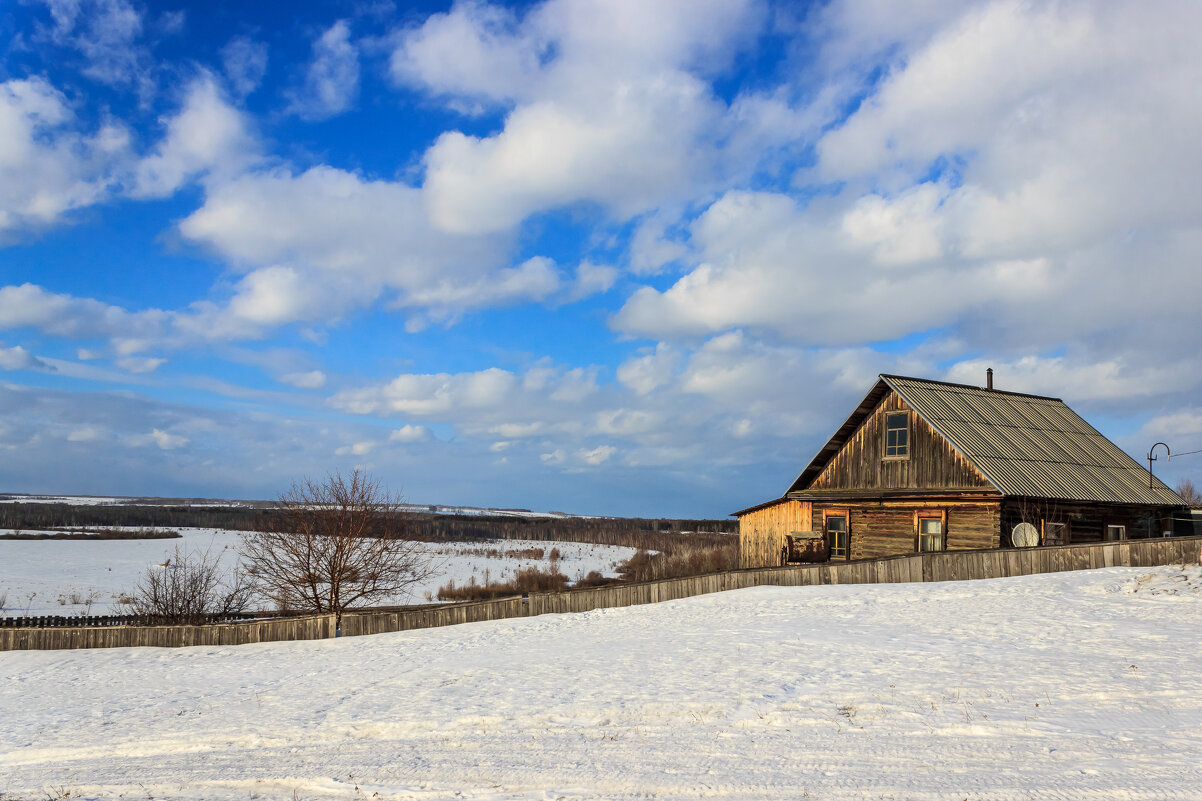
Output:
[{"xmin": 1147, "ymin": 442, "xmax": 1170, "ymax": 490}]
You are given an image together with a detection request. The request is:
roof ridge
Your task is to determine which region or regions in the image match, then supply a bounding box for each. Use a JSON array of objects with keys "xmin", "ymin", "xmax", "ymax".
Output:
[{"xmin": 879, "ymin": 373, "xmax": 1063, "ymax": 402}]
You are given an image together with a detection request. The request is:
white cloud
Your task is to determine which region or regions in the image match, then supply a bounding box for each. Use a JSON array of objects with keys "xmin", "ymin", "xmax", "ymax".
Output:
[
  {"xmin": 397, "ymin": 0, "xmax": 773, "ymax": 235},
  {"xmin": 563, "ymin": 261, "xmax": 618, "ymax": 302},
  {"xmin": 540, "ymin": 448, "xmax": 565, "ymax": 465},
  {"xmin": 390, "ymin": 1, "xmax": 536, "ymax": 107},
  {"xmin": 942, "ymin": 356, "xmax": 1178, "ymax": 404},
  {"xmin": 399, "ymin": 256, "xmax": 562, "ymax": 329},
  {"xmin": 390, "ymin": 424, "xmax": 432, "ymax": 443},
  {"xmin": 0, "ymin": 283, "xmax": 166, "ymax": 340},
  {"xmin": 41, "ymin": 0, "xmax": 149, "ymax": 88},
  {"xmin": 115, "ymin": 356, "xmax": 165, "ymax": 374},
  {"xmin": 576, "ymin": 444, "xmax": 615, "ymax": 466},
  {"xmin": 422, "ymin": 74, "xmax": 727, "ymax": 234},
  {"xmin": 0, "ymin": 78, "xmax": 128, "ymax": 237},
  {"xmin": 841, "ymin": 184, "xmax": 946, "ymax": 264},
  {"xmin": 178, "ymin": 166, "xmax": 516, "ymax": 327},
  {"xmin": 335, "ymin": 440, "xmax": 375, "ymax": 456},
  {"xmin": 66, "ymin": 425, "xmax": 104, "ymax": 442},
  {"xmin": 137, "ymin": 428, "xmax": 188, "ymax": 450},
  {"xmin": 280, "ymin": 370, "xmax": 327, "ymax": 389},
  {"xmin": 332, "ymin": 367, "xmax": 518, "ymax": 416},
  {"xmin": 287, "ymin": 20, "xmax": 359, "ymax": 120},
  {"xmin": 0, "ymin": 344, "xmax": 50, "ymax": 371},
  {"xmin": 222, "ymin": 36, "xmax": 269, "ymax": 97},
  {"xmin": 629, "ymin": 214, "xmax": 691, "ymax": 275},
  {"xmin": 133, "ymin": 76, "xmax": 258, "ymax": 198},
  {"xmin": 617, "ymin": 343, "xmax": 680, "ymax": 395}
]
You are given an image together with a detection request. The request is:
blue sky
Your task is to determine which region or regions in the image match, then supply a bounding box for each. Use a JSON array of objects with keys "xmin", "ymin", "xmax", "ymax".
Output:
[{"xmin": 1, "ymin": 0, "xmax": 1201, "ymax": 516}]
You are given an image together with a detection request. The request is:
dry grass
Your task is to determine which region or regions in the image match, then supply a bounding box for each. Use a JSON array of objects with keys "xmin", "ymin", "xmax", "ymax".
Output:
[
  {"xmin": 617, "ymin": 541, "xmax": 740, "ymax": 583},
  {"xmin": 437, "ymin": 565, "xmax": 570, "ymax": 601}
]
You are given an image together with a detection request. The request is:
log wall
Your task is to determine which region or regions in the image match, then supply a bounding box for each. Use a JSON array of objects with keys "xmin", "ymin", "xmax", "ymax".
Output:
[
  {"xmin": 807, "ymin": 500, "xmax": 1002, "ymax": 561},
  {"xmin": 737, "ymin": 499, "xmax": 812, "ymax": 568},
  {"xmin": 999, "ymin": 499, "xmax": 1177, "ymax": 546}
]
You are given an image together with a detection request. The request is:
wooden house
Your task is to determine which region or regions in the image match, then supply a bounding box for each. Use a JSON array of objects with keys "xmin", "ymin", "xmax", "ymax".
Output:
[{"xmin": 737, "ymin": 373, "xmax": 1188, "ymax": 568}]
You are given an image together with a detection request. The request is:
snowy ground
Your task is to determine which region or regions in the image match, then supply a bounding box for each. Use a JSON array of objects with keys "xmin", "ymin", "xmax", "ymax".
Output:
[
  {"xmin": 0, "ymin": 529, "xmax": 638, "ymax": 615},
  {"xmin": 2, "ymin": 565, "xmax": 1200, "ymax": 800}
]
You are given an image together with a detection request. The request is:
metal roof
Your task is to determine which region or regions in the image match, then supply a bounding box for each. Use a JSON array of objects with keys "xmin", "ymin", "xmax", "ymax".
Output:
[{"xmin": 787, "ymin": 374, "xmax": 1184, "ymax": 506}]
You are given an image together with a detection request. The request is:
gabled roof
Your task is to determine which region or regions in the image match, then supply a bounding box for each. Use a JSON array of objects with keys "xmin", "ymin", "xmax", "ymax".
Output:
[{"xmin": 786, "ymin": 374, "xmax": 1184, "ymax": 506}]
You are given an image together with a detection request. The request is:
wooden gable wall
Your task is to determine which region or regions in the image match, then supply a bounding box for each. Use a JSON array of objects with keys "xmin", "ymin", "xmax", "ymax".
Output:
[
  {"xmin": 806, "ymin": 391, "xmax": 995, "ymax": 493},
  {"xmin": 738, "ymin": 499, "xmax": 812, "ymax": 568}
]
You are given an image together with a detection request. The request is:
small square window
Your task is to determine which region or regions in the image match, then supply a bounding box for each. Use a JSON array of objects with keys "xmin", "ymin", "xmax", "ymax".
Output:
[
  {"xmin": 885, "ymin": 412, "xmax": 909, "ymax": 458},
  {"xmin": 1105, "ymin": 524, "xmax": 1125, "ymax": 541}
]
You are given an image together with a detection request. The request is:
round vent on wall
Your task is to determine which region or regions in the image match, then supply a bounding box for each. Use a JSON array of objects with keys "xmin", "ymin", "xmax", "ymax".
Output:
[{"xmin": 1011, "ymin": 522, "xmax": 1039, "ymax": 548}]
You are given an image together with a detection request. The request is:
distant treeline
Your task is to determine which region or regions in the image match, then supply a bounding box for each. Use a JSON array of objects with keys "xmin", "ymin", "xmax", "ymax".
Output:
[{"xmin": 0, "ymin": 503, "xmax": 736, "ymax": 551}]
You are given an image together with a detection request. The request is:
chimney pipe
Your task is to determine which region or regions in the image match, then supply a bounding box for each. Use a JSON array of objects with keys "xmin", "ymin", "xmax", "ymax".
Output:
[{"xmin": 986, "ymin": 368, "xmax": 993, "ymax": 390}]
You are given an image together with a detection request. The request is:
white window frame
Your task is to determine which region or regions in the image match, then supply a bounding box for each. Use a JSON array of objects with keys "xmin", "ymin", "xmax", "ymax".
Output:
[{"xmin": 1105, "ymin": 524, "xmax": 1126, "ymax": 541}]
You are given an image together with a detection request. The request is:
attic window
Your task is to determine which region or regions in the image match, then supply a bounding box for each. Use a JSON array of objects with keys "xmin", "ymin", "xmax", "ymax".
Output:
[{"xmin": 884, "ymin": 412, "xmax": 909, "ymax": 459}]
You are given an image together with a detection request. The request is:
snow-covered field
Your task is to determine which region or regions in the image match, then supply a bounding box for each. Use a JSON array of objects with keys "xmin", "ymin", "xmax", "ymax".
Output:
[
  {"xmin": 0, "ymin": 493, "xmax": 587, "ymax": 518},
  {"xmin": 0, "ymin": 529, "xmax": 638, "ymax": 615},
  {"xmin": 2, "ymin": 565, "xmax": 1200, "ymax": 800}
]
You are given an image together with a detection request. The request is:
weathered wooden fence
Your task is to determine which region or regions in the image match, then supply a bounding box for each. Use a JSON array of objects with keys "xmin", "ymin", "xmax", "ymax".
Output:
[{"xmin": 4, "ymin": 535, "xmax": 1200, "ymax": 651}]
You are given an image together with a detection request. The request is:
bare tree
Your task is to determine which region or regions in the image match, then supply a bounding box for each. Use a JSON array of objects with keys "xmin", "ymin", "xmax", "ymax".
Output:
[
  {"xmin": 1177, "ymin": 478, "xmax": 1202, "ymax": 507},
  {"xmin": 240, "ymin": 470, "xmax": 440, "ymax": 631},
  {"xmin": 123, "ymin": 545, "xmax": 254, "ymax": 623}
]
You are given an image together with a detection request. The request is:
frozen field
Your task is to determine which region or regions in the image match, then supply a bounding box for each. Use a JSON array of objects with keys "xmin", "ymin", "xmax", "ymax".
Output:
[
  {"xmin": 0, "ymin": 529, "xmax": 638, "ymax": 615},
  {"xmin": 2, "ymin": 565, "xmax": 1201, "ymax": 800}
]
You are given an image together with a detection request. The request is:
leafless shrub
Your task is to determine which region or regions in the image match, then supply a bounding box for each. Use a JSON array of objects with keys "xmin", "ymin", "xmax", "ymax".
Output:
[
  {"xmin": 240, "ymin": 470, "xmax": 441, "ymax": 629},
  {"xmin": 574, "ymin": 570, "xmax": 613, "ymax": 588},
  {"xmin": 1177, "ymin": 478, "xmax": 1201, "ymax": 507},
  {"xmin": 121, "ymin": 545, "xmax": 254, "ymax": 623}
]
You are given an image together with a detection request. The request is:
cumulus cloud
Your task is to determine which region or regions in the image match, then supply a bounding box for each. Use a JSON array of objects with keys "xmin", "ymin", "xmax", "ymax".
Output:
[
  {"xmin": 0, "ymin": 283, "xmax": 166, "ymax": 340},
  {"xmin": 394, "ymin": 0, "xmax": 778, "ymax": 234},
  {"xmin": 176, "ymin": 164, "xmax": 591, "ymax": 329},
  {"xmin": 133, "ymin": 76, "xmax": 258, "ymax": 197},
  {"xmin": 390, "ymin": 424, "xmax": 432, "ymax": 443},
  {"xmin": 287, "ymin": 20, "xmax": 359, "ymax": 119},
  {"xmin": 390, "ymin": 1, "xmax": 538, "ymax": 107},
  {"xmin": 0, "ymin": 78, "xmax": 129, "ymax": 237}
]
